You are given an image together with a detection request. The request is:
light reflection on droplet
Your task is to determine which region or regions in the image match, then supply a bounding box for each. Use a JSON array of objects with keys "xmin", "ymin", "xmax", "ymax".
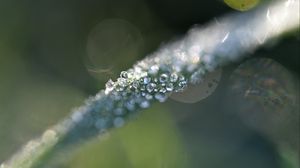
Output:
[
  {"xmin": 170, "ymin": 69, "xmax": 222, "ymax": 103},
  {"xmin": 85, "ymin": 19, "xmax": 144, "ymax": 81}
]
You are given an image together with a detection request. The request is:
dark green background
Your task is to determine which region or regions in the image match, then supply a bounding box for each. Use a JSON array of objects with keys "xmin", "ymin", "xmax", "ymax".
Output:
[{"xmin": 0, "ymin": 0, "xmax": 299, "ymax": 167}]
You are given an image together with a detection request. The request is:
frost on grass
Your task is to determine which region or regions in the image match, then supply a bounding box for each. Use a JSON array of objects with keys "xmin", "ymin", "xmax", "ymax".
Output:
[
  {"xmin": 60, "ymin": 0, "xmax": 299, "ymax": 145},
  {"xmin": 1, "ymin": 0, "xmax": 299, "ymax": 167}
]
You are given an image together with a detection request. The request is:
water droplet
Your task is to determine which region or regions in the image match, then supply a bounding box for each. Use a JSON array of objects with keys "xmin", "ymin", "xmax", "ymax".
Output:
[
  {"xmin": 159, "ymin": 88, "xmax": 167, "ymax": 93},
  {"xmin": 118, "ymin": 78, "xmax": 127, "ymax": 87},
  {"xmin": 159, "ymin": 74, "xmax": 169, "ymax": 83},
  {"xmin": 140, "ymin": 100, "xmax": 150, "ymax": 108},
  {"xmin": 146, "ymin": 83, "xmax": 157, "ymax": 93},
  {"xmin": 71, "ymin": 111, "xmax": 84, "ymax": 123},
  {"xmin": 179, "ymin": 75, "xmax": 185, "ymax": 81},
  {"xmin": 113, "ymin": 117, "xmax": 125, "ymax": 128},
  {"xmin": 145, "ymin": 94, "xmax": 153, "ymax": 100},
  {"xmin": 170, "ymin": 73, "xmax": 179, "ymax": 83},
  {"xmin": 177, "ymin": 80, "xmax": 187, "ymax": 92},
  {"xmin": 149, "ymin": 65, "xmax": 159, "ymax": 75},
  {"xmin": 143, "ymin": 77, "xmax": 151, "ymax": 85},
  {"xmin": 120, "ymin": 71, "xmax": 128, "ymax": 78},
  {"xmin": 105, "ymin": 79, "xmax": 115, "ymax": 94},
  {"xmin": 95, "ymin": 118, "xmax": 108, "ymax": 130},
  {"xmin": 127, "ymin": 69, "xmax": 134, "ymax": 78},
  {"xmin": 155, "ymin": 93, "xmax": 168, "ymax": 102},
  {"xmin": 140, "ymin": 85, "xmax": 146, "ymax": 91},
  {"xmin": 166, "ymin": 83, "xmax": 174, "ymax": 91},
  {"xmin": 114, "ymin": 108, "xmax": 124, "ymax": 116},
  {"xmin": 132, "ymin": 80, "xmax": 140, "ymax": 89},
  {"xmin": 125, "ymin": 100, "xmax": 135, "ymax": 111}
]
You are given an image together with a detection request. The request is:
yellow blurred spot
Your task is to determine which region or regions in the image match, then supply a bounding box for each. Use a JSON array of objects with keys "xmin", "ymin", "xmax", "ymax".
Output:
[{"xmin": 224, "ymin": 0, "xmax": 261, "ymax": 11}]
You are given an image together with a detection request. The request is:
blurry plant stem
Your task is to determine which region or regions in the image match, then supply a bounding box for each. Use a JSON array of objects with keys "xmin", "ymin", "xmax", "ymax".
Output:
[{"xmin": 1, "ymin": 0, "xmax": 299, "ymax": 167}]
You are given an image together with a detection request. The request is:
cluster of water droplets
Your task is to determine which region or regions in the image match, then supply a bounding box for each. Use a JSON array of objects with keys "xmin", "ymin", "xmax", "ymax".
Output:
[
  {"xmin": 66, "ymin": 15, "xmax": 241, "ymax": 138},
  {"xmin": 104, "ymin": 66, "xmax": 188, "ymax": 111},
  {"xmin": 86, "ymin": 65, "xmax": 187, "ymax": 129},
  {"xmin": 75, "ymin": 36, "xmax": 224, "ymax": 134}
]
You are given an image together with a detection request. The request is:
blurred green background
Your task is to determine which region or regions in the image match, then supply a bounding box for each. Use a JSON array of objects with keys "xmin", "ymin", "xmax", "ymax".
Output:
[{"xmin": 0, "ymin": 0, "xmax": 299, "ymax": 167}]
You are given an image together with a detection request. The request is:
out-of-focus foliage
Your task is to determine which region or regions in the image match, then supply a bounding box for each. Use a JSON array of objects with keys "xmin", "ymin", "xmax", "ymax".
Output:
[{"xmin": 67, "ymin": 105, "xmax": 187, "ymax": 168}]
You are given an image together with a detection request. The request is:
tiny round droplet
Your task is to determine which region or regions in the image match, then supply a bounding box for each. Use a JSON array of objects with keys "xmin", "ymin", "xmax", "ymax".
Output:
[
  {"xmin": 140, "ymin": 100, "xmax": 150, "ymax": 108},
  {"xmin": 145, "ymin": 94, "xmax": 153, "ymax": 100},
  {"xmin": 166, "ymin": 83, "xmax": 174, "ymax": 91},
  {"xmin": 113, "ymin": 117, "xmax": 125, "ymax": 128},
  {"xmin": 170, "ymin": 73, "xmax": 179, "ymax": 83},
  {"xmin": 146, "ymin": 83, "xmax": 157, "ymax": 93},
  {"xmin": 132, "ymin": 80, "xmax": 140, "ymax": 89},
  {"xmin": 118, "ymin": 78, "xmax": 127, "ymax": 87},
  {"xmin": 114, "ymin": 108, "xmax": 124, "ymax": 116},
  {"xmin": 159, "ymin": 88, "xmax": 167, "ymax": 93},
  {"xmin": 149, "ymin": 65, "xmax": 159, "ymax": 75},
  {"xmin": 95, "ymin": 118, "xmax": 108, "ymax": 130},
  {"xmin": 177, "ymin": 80, "xmax": 187, "ymax": 92},
  {"xmin": 125, "ymin": 100, "xmax": 135, "ymax": 111},
  {"xmin": 159, "ymin": 74, "xmax": 169, "ymax": 83},
  {"xmin": 120, "ymin": 71, "xmax": 128, "ymax": 78},
  {"xmin": 105, "ymin": 79, "xmax": 115, "ymax": 94},
  {"xmin": 155, "ymin": 93, "xmax": 168, "ymax": 102},
  {"xmin": 143, "ymin": 77, "xmax": 151, "ymax": 85}
]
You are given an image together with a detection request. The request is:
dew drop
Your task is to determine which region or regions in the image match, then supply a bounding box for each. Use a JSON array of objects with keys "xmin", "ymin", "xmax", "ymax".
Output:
[
  {"xmin": 140, "ymin": 85, "xmax": 146, "ymax": 91},
  {"xmin": 140, "ymin": 100, "xmax": 150, "ymax": 108},
  {"xmin": 159, "ymin": 88, "xmax": 167, "ymax": 93},
  {"xmin": 176, "ymin": 80, "xmax": 188, "ymax": 92},
  {"xmin": 170, "ymin": 73, "xmax": 179, "ymax": 83},
  {"xmin": 143, "ymin": 77, "xmax": 151, "ymax": 85},
  {"xmin": 118, "ymin": 78, "xmax": 127, "ymax": 87},
  {"xmin": 159, "ymin": 74, "xmax": 169, "ymax": 83},
  {"xmin": 149, "ymin": 65, "xmax": 159, "ymax": 75},
  {"xmin": 95, "ymin": 118, "xmax": 108, "ymax": 130},
  {"xmin": 145, "ymin": 94, "xmax": 153, "ymax": 100},
  {"xmin": 155, "ymin": 93, "xmax": 168, "ymax": 102},
  {"xmin": 120, "ymin": 71, "xmax": 128, "ymax": 78},
  {"xmin": 114, "ymin": 108, "xmax": 124, "ymax": 116},
  {"xmin": 166, "ymin": 83, "xmax": 174, "ymax": 92},
  {"xmin": 105, "ymin": 79, "xmax": 115, "ymax": 94},
  {"xmin": 113, "ymin": 117, "xmax": 125, "ymax": 128},
  {"xmin": 125, "ymin": 100, "xmax": 135, "ymax": 111},
  {"xmin": 146, "ymin": 83, "xmax": 157, "ymax": 93},
  {"xmin": 132, "ymin": 80, "xmax": 140, "ymax": 89},
  {"xmin": 71, "ymin": 111, "xmax": 84, "ymax": 123}
]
